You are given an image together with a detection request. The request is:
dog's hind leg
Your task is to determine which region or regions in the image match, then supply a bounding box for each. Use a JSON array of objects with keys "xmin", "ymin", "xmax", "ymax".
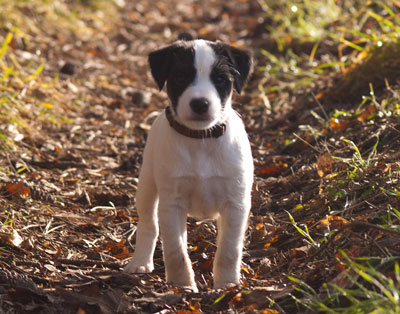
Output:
[{"xmin": 124, "ymin": 160, "xmax": 159, "ymax": 274}]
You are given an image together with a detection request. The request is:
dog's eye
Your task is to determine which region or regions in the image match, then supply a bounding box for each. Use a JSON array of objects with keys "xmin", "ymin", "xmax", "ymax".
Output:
[{"xmin": 213, "ymin": 74, "xmax": 228, "ymax": 85}]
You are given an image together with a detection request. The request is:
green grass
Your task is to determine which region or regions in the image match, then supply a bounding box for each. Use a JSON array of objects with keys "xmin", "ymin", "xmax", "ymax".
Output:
[
  {"xmin": 0, "ymin": 0, "xmax": 120, "ymax": 151},
  {"xmin": 258, "ymin": 0, "xmax": 400, "ymax": 111},
  {"xmin": 258, "ymin": 1, "xmax": 400, "ymax": 312},
  {"xmin": 288, "ymin": 211, "xmax": 319, "ymax": 248},
  {"xmin": 289, "ymin": 253, "xmax": 400, "ymax": 314},
  {"xmin": 333, "ymin": 136, "xmax": 379, "ymax": 180}
]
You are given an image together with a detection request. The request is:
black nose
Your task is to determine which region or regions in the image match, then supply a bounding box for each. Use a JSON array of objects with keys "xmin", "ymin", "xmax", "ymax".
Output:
[{"xmin": 190, "ymin": 98, "xmax": 209, "ymax": 114}]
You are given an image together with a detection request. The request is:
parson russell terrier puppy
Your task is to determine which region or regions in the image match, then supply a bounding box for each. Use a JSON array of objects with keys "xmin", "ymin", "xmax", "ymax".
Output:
[{"xmin": 124, "ymin": 38, "xmax": 253, "ymax": 291}]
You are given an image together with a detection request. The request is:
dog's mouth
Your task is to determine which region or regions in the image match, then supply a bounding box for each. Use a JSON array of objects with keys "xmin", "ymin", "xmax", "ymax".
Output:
[
  {"xmin": 184, "ymin": 114, "xmax": 222, "ymax": 130},
  {"xmin": 189, "ymin": 113, "xmax": 213, "ymax": 122},
  {"xmin": 166, "ymin": 107, "xmax": 226, "ymax": 139},
  {"xmin": 176, "ymin": 109, "xmax": 223, "ymax": 130}
]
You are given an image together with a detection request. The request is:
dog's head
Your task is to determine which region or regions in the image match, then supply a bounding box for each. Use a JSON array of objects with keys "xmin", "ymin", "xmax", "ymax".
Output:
[{"xmin": 148, "ymin": 39, "xmax": 252, "ymax": 130}]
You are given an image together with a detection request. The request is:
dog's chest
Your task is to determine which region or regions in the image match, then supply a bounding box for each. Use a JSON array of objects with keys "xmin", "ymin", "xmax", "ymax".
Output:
[
  {"xmin": 154, "ymin": 135, "xmax": 241, "ymax": 217},
  {"xmin": 172, "ymin": 176, "xmax": 229, "ymax": 217},
  {"xmin": 174, "ymin": 143, "xmax": 228, "ymax": 177},
  {"xmin": 148, "ymin": 113, "xmax": 252, "ymax": 217},
  {"xmin": 152, "ymin": 118, "xmax": 238, "ymax": 179}
]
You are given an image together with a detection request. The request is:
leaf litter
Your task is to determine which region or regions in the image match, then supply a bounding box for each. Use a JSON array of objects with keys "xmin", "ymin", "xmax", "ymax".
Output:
[{"xmin": 0, "ymin": 0, "xmax": 400, "ymax": 313}]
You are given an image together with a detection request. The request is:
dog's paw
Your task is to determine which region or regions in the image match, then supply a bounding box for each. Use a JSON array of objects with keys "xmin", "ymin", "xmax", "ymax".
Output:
[
  {"xmin": 168, "ymin": 282, "xmax": 199, "ymax": 293},
  {"xmin": 213, "ymin": 281, "xmax": 238, "ymax": 290},
  {"xmin": 166, "ymin": 270, "xmax": 198, "ymax": 292},
  {"xmin": 124, "ymin": 260, "xmax": 154, "ymax": 273}
]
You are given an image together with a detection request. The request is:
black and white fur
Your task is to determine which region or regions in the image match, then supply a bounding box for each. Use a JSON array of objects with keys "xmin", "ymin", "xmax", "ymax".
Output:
[{"xmin": 124, "ymin": 39, "xmax": 253, "ymax": 291}]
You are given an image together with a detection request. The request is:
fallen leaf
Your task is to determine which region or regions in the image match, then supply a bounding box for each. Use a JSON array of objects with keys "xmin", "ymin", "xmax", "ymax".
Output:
[
  {"xmin": 316, "ymin": 154, "xmax": 335, "ymax": 177},
  {"xmin": 357, "ymin": 105, "xmax": 376, "ymax": 122},
  {"xmin": 260, "ymin": 310, "xmax": 279, "ymax": 314},
  {"xmin": 76, "ymin": 308, "xmax": 86, "ymax": 314},
  {"xmin": 188, "ymin": 300, "xmax": 201, "ymax": 313},
  {"xmin": 5, "ymin": 182, "xmax": 30, "ymax": 197},
  {"xmin": 255, "ymin": 223, "xmax": 264, "ymax": 230},
  {"xmin": 228, "ymin": 294, "xmax": 244, "ymax": 307},
  {"xmin": 329, "ymin": 118, "xmax": 350, "ymax": 132},
  {"xmin": 41, "ymin": 102, "xmax": 54, "ymax": 109},
  {"xmin": 200, "ymin": 253, "xmax": 214, "ymax": 272},
  {"xmin": 292, "ymin": 204, "xmax": 304, "ymax": 212},
  {"xmin": 257, "ymin": 156, "xmax": 290, "ymax": 176},
  {"xmin": 11, "ymin": 229, "xmax": 23, "ymax": 247},
  {"xmin": 0, "ymin": 232, "xmax": 12, "ymax": 245},
  {"xmin": 241, "ymin": 266, "xmax": 251, "ymax": 274},
  {"xmin": 319, "ymin": 215, "xmax": 349, "ymax": 229},
  {"xmin": 257, "ymin": 165, "xmax": 284, "ymax": 176},
  {"xmin": 85, "ymin": 48, "xmax": 106, "ymax": 58},
  {"xmin": 98, "ymin": 240, "xmax": 133, "ymax": 259}
]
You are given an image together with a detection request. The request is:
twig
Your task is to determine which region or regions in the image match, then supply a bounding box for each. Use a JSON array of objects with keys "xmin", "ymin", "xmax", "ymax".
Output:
[
  {"xmin": 6, "ymin": 153, "xmax": 18, "ymax": 174},
  {"xmin": 311, "ymin": 92, "xmax": 329, "ymax": 121},
  {"xmin": 292, "ymin": 132, "xmax": 321, "ymax": 153},
  {"xmin": 29, "ymin": 160, "xmax": 87, "ymax": 170},
  {"xmin": 388, "ymin": 125, "xmax": 400, "ymax": 135},
  {"xmin": 55, "ymin": 258, "xmax": 122, "ymax": 270}
]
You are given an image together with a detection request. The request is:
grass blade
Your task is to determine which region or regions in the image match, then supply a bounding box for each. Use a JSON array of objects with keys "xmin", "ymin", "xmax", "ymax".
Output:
[{"xmin": 0, "ymin": 33, "xmax": 13, "ymax": 61}]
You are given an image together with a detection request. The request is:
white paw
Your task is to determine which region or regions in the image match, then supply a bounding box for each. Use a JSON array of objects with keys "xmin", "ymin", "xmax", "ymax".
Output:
[
  {"xmin": 214, "ymin": 281, "xmax": 238, "ymax": 290},
  {"xmin": 124, "ymin": 259, "xmax": 154, "ymax": 273},
  {"xmin": 168, "ymin": 281, "xmax": 198, "ymax": 293}
]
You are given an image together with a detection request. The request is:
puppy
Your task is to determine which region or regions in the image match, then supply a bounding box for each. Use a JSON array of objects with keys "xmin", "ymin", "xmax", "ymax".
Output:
[{"xmin": 124, "ymin": 39, "xmax": 253, "ymax": 291}]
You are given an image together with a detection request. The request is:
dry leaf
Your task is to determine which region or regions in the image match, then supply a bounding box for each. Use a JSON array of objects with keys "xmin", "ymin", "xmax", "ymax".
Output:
[
  {"xmin": 319, "ymin": 215, "xmax": 349, "ymax": 229},
  {"xmin": 260, "ymin": 309, "xmax": 279, "ymax": 314},
  {"xmin": 188, "ymin": 300, "xmax": 201, "ymax": 312},
  {"xmin": 99, "ymin": 239, "xmax": 133, "ymax": 259},
  {"xmin": 357, "ymin": 105, "xmax": 376, "ymax": 122},
  {"xmin": 329, "ymin": 118, "xmax": 350, "ymax": 132},
  {"xmin": 12, "ymin": 229, "xmax": 23, "ymax": 247},
  {"xmin": 5, "ymin": 182, "xmax": 30, "ymax": 197},
  {"xmin": 316, "ymin": 154, "xmax": 335, "ymax": 177},
  {"xmin": 257, "ymin": 160, "xmax": 289, "ymax": 176}
]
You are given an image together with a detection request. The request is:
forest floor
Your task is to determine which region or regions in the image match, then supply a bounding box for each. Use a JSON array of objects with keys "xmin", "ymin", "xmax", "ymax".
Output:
[{"xmin": 0, "ymin": 0, "xmax": 399, "ymax": 313}]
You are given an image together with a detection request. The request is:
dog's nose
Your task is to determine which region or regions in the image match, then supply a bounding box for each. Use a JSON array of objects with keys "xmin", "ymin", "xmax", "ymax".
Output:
[{"xmin": 190, "ymin": 98, "xmax": 209, "ymax": 114}]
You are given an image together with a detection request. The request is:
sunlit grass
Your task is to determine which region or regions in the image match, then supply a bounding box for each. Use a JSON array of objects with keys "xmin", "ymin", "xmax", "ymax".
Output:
[
  {"xmin": 289, "ymin": 253, "xmax": 400, "ymax": 314},
  {"xmin": 258, "ymin": 1, "xmax": 400, "ymax": 312},
  {"xmin": 258, "ymin": 0, "xmax": 400, "ymax": 110},
  {"xmin": 0, "ymin": 0, "xmax": 120, "ymax": 151}
]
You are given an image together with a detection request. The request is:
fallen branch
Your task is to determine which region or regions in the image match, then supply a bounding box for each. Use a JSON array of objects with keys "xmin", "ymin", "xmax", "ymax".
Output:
[{"xmin": 55, "ymin": 258, "xmax": 122, "ymax": 270}]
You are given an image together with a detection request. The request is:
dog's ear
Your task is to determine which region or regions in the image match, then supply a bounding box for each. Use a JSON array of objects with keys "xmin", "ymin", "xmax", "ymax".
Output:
[
  {"xmin": 148, "ymin": 45, "xmax": 176, "ymax": 91},
  {"xmin": 218, "ymin": 44, "xmax": 253, "ymax": 93},
  {"xmin": 177, "ymin": 31, "xmax": 195, "ymax": 41}
]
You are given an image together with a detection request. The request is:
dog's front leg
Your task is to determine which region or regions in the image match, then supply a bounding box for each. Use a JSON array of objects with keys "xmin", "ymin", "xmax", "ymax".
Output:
[
  {"xmin": 124, "ymin": 163, "xmax": 159, "ymax": 274},
  {"xmin": 158, "ymin": 203, "xmax": 197, "ymax": 292},
  {"xmin": 213, "ymin": 206, "xmax": 249, "ymax": 289}
]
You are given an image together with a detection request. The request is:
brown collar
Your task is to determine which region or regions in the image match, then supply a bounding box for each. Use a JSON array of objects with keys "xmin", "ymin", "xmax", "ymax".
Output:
[{"xmin": 165, "ymin": 107, "xmax": 226, "ymax": 139}]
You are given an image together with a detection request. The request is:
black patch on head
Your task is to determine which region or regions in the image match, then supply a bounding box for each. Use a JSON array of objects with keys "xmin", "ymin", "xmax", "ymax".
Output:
[
  {"xmin": 177, "ymin": 31, "xmax": 196, "ymax": 41},
  {"xmin": 148, "ymin": 41, "xmax": 196, "ymax": 111},
  {"xmin": 210, "ymin": 59, "xmax": 234, "ymax": 108},
  {"xmin": 211, "ymin": 43, "xmax": 252, "ymax": 93}
]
